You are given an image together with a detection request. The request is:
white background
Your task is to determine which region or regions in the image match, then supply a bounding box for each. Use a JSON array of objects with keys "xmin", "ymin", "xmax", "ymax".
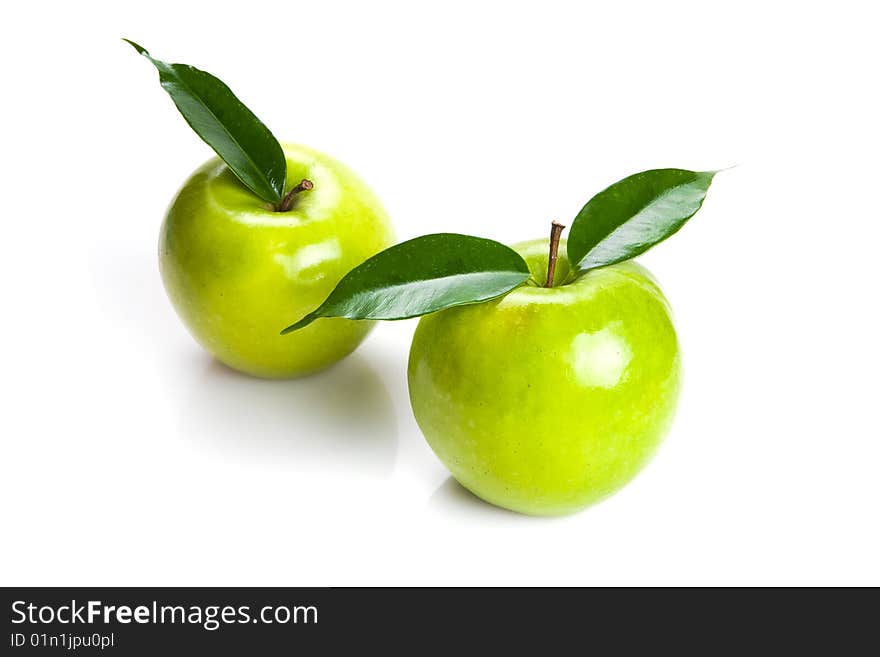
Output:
[{"xmin": 1, "ymin": 1, "xmax": 878, "ymax": 586}]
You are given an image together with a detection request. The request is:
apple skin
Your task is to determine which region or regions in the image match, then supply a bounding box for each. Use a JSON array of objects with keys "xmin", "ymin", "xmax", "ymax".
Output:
[
  {"xmin": 160, "ymin": 143, "xmax": 394, "ymax": 378},
  {"xmin": 408, "ymin": 238, "xmax": 682, "ymax": 516}
]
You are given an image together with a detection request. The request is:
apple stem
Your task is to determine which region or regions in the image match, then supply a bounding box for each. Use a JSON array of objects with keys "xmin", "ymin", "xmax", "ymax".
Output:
[
  {"xmin": 276, "ymin": 179, "xmax": 314, "ymax": 212},
  {"xmin": 545, "ymin": 221, "xmax": 565, "ymax": 287}
]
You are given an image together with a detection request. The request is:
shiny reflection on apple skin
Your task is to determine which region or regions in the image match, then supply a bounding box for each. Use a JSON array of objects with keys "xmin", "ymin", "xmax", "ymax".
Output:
[
  {"xmin": 179, "ymin": 352, "xmax": 398, "ymax": 477},
  {"xmin": 570, "ymin": 322, "xmax": 634, "ymax": 389}
]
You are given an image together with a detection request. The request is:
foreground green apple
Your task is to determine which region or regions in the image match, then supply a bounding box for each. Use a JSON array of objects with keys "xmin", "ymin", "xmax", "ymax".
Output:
[
  {"xmin": 161, "ymin": 143, "xmax": 394, "ymax": 377},
  {"xmin": 408, "ymin": 239, "xmax": 681, "ymax": 515},
  {"xmin": 281, "ymin": 167, "xmax": 718, "ymax": 515}
]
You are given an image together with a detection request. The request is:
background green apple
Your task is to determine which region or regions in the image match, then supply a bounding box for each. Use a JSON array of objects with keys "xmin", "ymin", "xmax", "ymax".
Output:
[
  {"xmin": 160, "ymin": 143, "xmax": 394, "ymax": 378},
  {"xmin": 408, "ymin": 238, "xmax": 682, "ymax": 516}
]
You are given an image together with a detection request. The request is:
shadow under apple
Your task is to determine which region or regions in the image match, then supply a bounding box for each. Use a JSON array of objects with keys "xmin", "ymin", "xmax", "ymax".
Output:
[
  {"xmin": 180, "ymin": 352, "xmax": 398, "ymax": 477},
  {"xmin": 429, "ymin": 476, "xmax": 548, "ymax": 522}
]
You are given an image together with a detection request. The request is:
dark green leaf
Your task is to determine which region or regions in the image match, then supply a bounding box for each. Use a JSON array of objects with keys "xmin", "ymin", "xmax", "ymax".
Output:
[
  {"xmin": 281, "ymin": 234, "xmax": 531, "ymax": 333},
  {"xmin": 124, "ymin": 39, "xmax": 286, "ymax": 204},
  {"xmin": 567, "ymin": 168, "xmax": 717, "ymax": 272}
]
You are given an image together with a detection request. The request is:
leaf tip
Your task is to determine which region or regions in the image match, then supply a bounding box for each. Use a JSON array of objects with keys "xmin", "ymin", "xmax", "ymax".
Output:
[
  {"xmin": 710, "ymin": 164, "xmax": 738, "ymax": 176},
  {"xmin": 280, "ymin": 315, "xmax": 316, "ymax": 335},
  {"xmin": 122, "ymin": 38, "xmax": 149, "ymax": 56}
]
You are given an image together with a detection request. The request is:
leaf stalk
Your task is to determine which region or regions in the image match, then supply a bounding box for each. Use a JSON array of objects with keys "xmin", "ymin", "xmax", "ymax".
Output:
[
  {"xmin": 276, "ymin": 179, "xmax": 314, "ymax": 212},
  {"xmin": 545, "ymin": 221, "xmax": 565, "ymax": 287}
]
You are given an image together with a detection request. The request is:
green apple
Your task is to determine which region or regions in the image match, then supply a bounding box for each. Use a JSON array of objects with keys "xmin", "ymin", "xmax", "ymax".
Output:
[
  {"xmin": 281, "ymin": 167, "xmax": 715, "ymax": 514},
  {"xmin": 161, "ymin": 143, "xmax": 394, "ymax": 378},
  {"xmin": 408, "ymin": 238, "xmax": 681, "ymax": 516}
]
